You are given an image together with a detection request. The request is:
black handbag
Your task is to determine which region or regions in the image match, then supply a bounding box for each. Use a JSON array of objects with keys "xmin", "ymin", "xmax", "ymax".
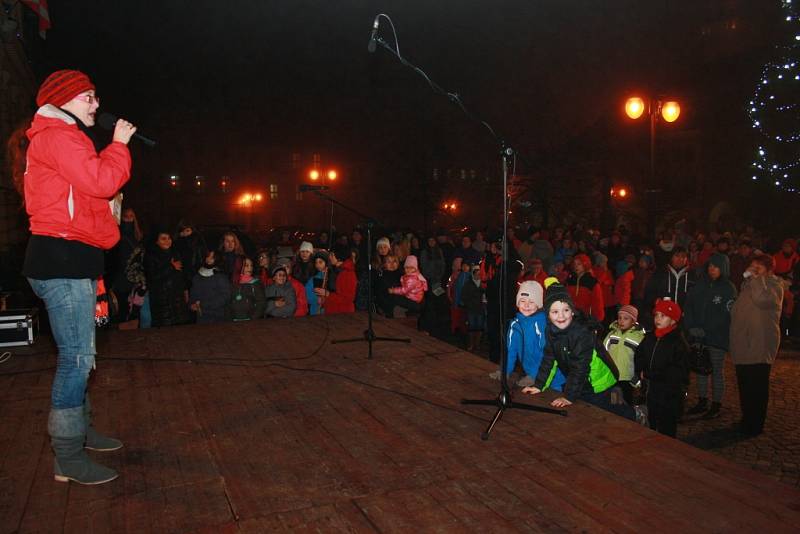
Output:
[{"xmin": 689, "ymin": 343, "xmax": 713, "ymax": 375}]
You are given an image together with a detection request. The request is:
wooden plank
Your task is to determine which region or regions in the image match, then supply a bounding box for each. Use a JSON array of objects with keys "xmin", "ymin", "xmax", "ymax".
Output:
[{"xmin": 2, "ymin": 314, "xmax": 800, "ymax": 533}]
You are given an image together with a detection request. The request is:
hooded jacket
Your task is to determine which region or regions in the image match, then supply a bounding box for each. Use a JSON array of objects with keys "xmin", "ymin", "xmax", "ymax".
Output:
[
  {"xmin": 683, "ymin": 253, "xmax": 737, "ymax": 350},
  {"xmin": 324, "ymin": 258, "xmax": 357, "ymax": 314},
  {"xmin": 729, "ymin": 274, "xmax": 784, "ymax": 365},
  {"xmin": 25, "ymin": 105, "xmax": 131, "ymax": 250},
  {"xmin": 534, "ymin": 316, "xmax": 617, "ymax": 401},
  {"xmin": 506, "ymin": 311, "xmax": 565, "ymax": 390},
  {"xmin": 389, "ymin": 271, "xmax": 428, "ymax": 303},
  {"xmin": 603, "ymin": 321, "xmax": 646, "ymax": 381},
  {"xmin": 565, "ymin": 271, "xmax": 605, "ymax": 322},
  {"xmin": 644, "ymin": 263, "xmax": 695, "ymax": 308},
  {"xmin": 264, "ymin": 279, "xmax": 297, "ymax": 318}
]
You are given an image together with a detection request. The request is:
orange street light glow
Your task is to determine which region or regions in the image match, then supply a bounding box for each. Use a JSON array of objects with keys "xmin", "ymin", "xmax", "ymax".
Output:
[
  {"xmin": 618, "ymin": 188, "xmax": 627, "ymax": 197},
  {"xmin": 327, "ymin": 170, "xmax": 337, "ymax": 180},
  {"xmin": 309, "ymin": 169, "xmax": 320, "ymax": 180},
  {"xmin": 625, "ymin": 97, "xmax": 645, "ymax": 119},
  {"xmin": 661, "ymin": 101, "xmax": 681, "ymax": 122},
  {"xmin": 254, "ymin": 193, "xmax": 263, "ymax": 201}
]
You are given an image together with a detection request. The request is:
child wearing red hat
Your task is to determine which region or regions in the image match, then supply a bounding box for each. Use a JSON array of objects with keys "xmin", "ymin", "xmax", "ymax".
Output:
[{"xmin": 633, "ymin": 298, "xmax": 691, "ymax": 437}]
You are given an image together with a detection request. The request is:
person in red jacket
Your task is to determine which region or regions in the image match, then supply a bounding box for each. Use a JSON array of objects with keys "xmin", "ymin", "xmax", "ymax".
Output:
[
  {"xmin": 21, "ymin": 70, "xmax": 137, "ymax": 486},
  {"xmin": 318, "ymin": 246, "xmax": 358, "ymax": 314},
  {"xmin": 773, "ymin": 239, "xmax": 799, "ymax": 277},
  {"xmin": 592, "ymin": 253, "xmax": 615, "ymax": 323},
  {"xmin": 566, "ymin": 254, "xmax": 605, "ymax": 322},
  {"xmin": 518, "ymin": 257, "xmax": 548, "ymax": 287}
]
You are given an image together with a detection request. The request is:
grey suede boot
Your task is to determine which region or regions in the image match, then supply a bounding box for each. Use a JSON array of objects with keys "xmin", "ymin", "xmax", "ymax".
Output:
[
  {"xmin": 49, "ymin": 407, "xmax": 118, "ymax": 485},
  {"xmin": 83, "ymin": 394, "xmax": 123, "ymax": 451}
]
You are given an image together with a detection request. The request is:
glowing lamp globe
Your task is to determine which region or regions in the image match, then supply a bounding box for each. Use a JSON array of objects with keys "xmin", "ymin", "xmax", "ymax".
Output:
[
  {"xmin": 625, "ymin": 97, "xmax": 645, "ymax": 119},
  {"xmin": 661, "ymin": 101, "xmax": 681, "ymax": 123},
  {"xmin": 327, "ymin": 170, "xmax": 337, "ymax": 180},
  {"xmin": 309, "ymin": 169, "xmax": 320, "ymax": 180}
]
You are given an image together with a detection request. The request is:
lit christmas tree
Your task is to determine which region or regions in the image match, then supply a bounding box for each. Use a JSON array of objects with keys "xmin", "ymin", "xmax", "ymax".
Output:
[{"xmin": 748, "ymin": 1, "xmax": 800, "ymax": 191}]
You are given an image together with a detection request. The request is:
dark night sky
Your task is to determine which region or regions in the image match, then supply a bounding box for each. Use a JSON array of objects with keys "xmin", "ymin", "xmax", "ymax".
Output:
[{"xmin": 31, "ymin": 1, "xmax": 784, "ymax": 225}]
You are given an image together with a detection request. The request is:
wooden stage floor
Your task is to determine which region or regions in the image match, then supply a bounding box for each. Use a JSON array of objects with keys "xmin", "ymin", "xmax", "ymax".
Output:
[{"xmin": 2, "ymin": 313, "xmax": 800, "ymax": 533}]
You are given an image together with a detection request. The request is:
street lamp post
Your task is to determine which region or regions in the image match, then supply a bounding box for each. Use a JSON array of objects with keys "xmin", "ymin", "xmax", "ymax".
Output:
[
  {"xmin": 309, "ymin": 168, "xmax": 339, "ymax": 241},
  {"xmin": 624, "ymin": 96, "xmax": 681, "ymax": 238}
]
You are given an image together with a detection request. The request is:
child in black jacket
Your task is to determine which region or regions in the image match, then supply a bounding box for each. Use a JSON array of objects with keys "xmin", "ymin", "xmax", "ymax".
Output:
[{"xmin": 634, "ymin": 298, "xmax": 691, "ymax": 437}]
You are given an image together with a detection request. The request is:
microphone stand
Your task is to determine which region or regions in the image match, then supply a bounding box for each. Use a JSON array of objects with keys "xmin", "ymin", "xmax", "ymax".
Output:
[
  {"xmin": 371, "ymin": 32, "xmax": 566, "ymax": 439},
  {"xmin": 309, "ymin": 190, "xmax": 410, "ymax": 358}
]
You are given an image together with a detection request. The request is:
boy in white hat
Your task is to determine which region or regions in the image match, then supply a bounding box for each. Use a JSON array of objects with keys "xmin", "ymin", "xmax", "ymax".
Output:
[{"xmin": 491, "ymin": 280, "xmax": 565, "ymax": 390}]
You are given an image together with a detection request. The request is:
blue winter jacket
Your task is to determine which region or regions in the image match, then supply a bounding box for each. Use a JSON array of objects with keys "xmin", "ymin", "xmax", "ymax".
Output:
[{"xmin": 506, "ymin": 311, "xmax": 565, "ymax": 391}]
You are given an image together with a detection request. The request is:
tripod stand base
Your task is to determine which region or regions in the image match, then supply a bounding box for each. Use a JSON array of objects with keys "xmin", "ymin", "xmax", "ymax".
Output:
[
  {"xmin": 332, "ymin": 328, "xmax": 411, "ymax": 359},
  {"xmin": 461, "ymin": 393, "xmax": 568, "ymax": 440},
  {"xmin": 331, "ymin": 329, "xmax": 410, "ymax": 345}
]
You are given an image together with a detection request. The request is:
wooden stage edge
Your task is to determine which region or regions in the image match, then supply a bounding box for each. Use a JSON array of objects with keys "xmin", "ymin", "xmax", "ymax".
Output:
[{"xmin": 2, "ymin": 312, "xmax": 800, "ymax": 533}]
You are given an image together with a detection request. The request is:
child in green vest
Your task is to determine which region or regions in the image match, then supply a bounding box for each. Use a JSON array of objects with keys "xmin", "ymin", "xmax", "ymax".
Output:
[{"xmin": 603, "ymin": 304, "xmax": 645, "ymax": 405}]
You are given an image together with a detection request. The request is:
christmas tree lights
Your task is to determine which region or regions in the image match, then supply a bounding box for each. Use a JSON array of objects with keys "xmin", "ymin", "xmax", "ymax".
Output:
[{"xmin": 748, "ymin": 1, "xmax": 800, "ymax": 192}]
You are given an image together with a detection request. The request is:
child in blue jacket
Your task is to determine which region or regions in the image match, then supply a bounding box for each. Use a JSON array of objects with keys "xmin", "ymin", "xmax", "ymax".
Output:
[{"xmin": 503, "ymin": 280, "xmax": 565, "ymax": 390}]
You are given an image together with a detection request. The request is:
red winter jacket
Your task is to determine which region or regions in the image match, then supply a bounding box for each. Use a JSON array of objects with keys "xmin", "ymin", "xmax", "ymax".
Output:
[
  {"xmin": 566, "ymin": 272, "xmax": 605, "ymax": 322},
  {"xmin": 290, "ymin": 278, "xmax": 308, "ymax": 316},
  {"xmin": 25, "ymin": 105, "xmax": 131, "ymax": 250},
  {"xmin": 773, "ymin": 251, "xmax": 799, "ymax": 277},
  {"xmin": 324, "ymin": 258, "xmax": 357, "ymax": 314},
  {"xmin": 614, "ymin": 270, "xmax": 634, "ymax": 307},
  {"xmin": 593, "ymin": 266, "xmax": 615, "ymax": 308},
  {"xmin": 390, "ymin": 272, "xmax": 428, "ymax": 303}
]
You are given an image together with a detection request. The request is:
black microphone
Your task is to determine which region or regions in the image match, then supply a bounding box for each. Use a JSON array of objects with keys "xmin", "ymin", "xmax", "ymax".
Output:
[
  {"xmin": 367, "ymin": 15, "xmax": 380, "ymax": 53},
  {"xmin": 98, "ymin": 113, "xmax": 157, "ymax": 147},
  {"xmin": 299, "ymin": 185, "xmax": 329, "ymax": 192}
]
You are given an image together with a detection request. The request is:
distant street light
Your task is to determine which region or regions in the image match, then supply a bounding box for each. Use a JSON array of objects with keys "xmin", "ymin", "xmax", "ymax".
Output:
[
  {"xmin": 238, "ymin": 192, "xmax": 264, "ymax": 207},
  {"xmin": 309, "ymin": 168, "xmax": 339, "ymax": 185},
  {"xmin": 624, "ymin": 95, "xmax": 683, "ymax": 236},
  {"xmin": 610, "ymin": 187, "xmax": 629, "ymax": 199}
]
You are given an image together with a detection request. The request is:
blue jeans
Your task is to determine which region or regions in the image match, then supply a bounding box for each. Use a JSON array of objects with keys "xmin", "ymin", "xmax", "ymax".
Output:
[{"xmin": 28, "ymin": 278, "xmax": 96, "ymax": 409}]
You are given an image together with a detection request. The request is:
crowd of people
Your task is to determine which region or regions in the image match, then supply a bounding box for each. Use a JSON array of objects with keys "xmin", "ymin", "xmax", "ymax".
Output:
[
  {"xmin": 101, "ymin": 214, "xmax": 791, "ymax": 439},
  {"xmin": 13, "ymin": 69, "xmax": 792, "ymax": 488}
]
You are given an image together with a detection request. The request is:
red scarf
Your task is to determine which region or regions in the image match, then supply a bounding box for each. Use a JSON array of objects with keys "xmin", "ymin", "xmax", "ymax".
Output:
[{"xmin": 655, "ymin": 324, "xmax": 678, "ymax": 338}]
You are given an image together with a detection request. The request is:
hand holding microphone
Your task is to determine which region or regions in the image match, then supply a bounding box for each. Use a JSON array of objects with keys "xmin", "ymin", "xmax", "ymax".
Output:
[
  {"xmin": 112, "ymin": 118, "xmax": 137, "ymax": 145},
  {"xmin": 98, "ymin": 112, "xmax": 157, "ymax": 147}
]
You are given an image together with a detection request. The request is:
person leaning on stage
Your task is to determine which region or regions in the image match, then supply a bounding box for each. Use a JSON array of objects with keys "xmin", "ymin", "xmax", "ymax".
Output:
[
  {"xmin": 21, "ymin": 70, "xmax": 137, "ymax": 485},
  {"xmin": 729, "ymin": 254, "xmax": 784, "ymax": 436},
  {"xmin": 522, "ymin": 279, "xmax": 628, "ymax": 419}
]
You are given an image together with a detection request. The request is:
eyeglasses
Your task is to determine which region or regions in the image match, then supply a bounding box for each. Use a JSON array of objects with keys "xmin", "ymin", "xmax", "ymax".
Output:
[{"xmin": 74, "ymin": 94, "xmax": 100, "ymax": 105}]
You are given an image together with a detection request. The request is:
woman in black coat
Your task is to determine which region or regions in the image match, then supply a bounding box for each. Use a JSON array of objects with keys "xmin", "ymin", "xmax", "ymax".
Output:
[{"xmin": 144, "ymin": 231, "xmax": 191, "ymax": 327}]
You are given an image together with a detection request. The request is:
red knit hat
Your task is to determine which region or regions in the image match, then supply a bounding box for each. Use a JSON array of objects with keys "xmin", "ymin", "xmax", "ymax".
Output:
[
  {"xmin": 653, "ymin": 298, "xmax": 682, "ymax": 323},
  {"xmin": 36, "ymin": 70, "xmax": 95, "ymax": 108}
]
